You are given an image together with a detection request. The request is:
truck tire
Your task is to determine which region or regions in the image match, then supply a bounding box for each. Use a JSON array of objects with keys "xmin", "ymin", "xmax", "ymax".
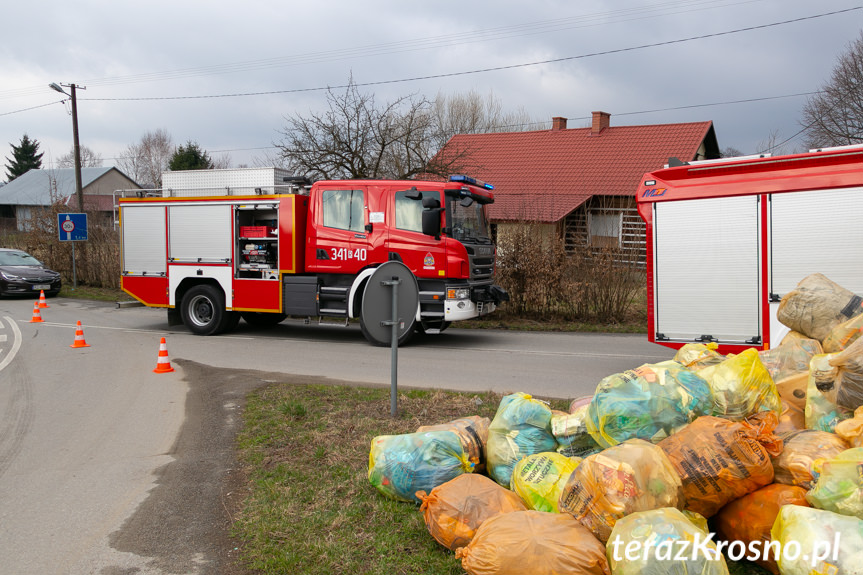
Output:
[
  {"xmin": 181, "ymin": 284, "xmax": 231, "ymax": 336},
  {"xmin": 240, "ymin": 312, "xmax": 287, "ymax": 328}
]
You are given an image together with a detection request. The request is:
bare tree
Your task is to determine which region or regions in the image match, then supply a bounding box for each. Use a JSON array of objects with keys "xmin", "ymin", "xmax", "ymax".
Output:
[
  {"xmin": 801, "ymin": 32, "xmax": 863, "ymax": 149},
  {"xmin": 275, "ymin": 78, "xmax": 537, "ymax": 180},
  {"xmin": 117, "ymin": 129, "xmax": 174, "ymax": 188},
  {"xmin": 56, "ymin": 145, "xmax": 103, "ymax": 169}
]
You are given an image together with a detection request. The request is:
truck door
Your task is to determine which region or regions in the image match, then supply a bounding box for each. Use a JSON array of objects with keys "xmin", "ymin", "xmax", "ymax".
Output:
[
  {"xmin": 652, "ymin": 195, "xmax": 761, "ymax": 345},
  {"xmin": 307, "ymin": 187, "xmax": 370, "ymax": 275},
  {"xmin": 387, "ymin": 188, "xmax": 446, "ymax": 279}
]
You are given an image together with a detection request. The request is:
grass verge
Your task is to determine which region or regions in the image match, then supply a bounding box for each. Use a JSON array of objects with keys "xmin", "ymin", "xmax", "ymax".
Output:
[
  {"xmin": 59, "ymin": 285, "xmax": 132, "ymax": 302},
  {"xmin": 232, "ymin": 383, "xmax": 768, "ymax": 575}
]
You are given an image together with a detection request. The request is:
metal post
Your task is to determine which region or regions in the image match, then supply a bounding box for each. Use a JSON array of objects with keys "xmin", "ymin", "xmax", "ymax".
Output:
[
  {"xmin": 71, "ymin": 241, "xmax": 77, "ymax": 290},
  {"xmin": 382, "ymin": 276, "xmax": 401, "ymax": 417}
]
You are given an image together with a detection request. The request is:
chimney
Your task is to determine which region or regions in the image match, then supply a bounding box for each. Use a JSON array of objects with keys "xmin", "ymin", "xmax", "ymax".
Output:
[
  {"xmin": 591, "ymin": 111, "xmax": 611, "ymax": 134},
  {"xmin": 551, "ymin": 116, "xmax": 567, "ymax": 130}
]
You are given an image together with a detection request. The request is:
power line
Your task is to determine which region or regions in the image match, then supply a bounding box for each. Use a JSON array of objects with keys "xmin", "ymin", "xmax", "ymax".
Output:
[
  {"xmin": 0, "ymin": 0, "xmax": 767, "ymax": 99},
  {"xmin": 0, "ymin": 100, "xmax": 64, "ymax": 117},
  {"xmin": 79, "ymin": 7, "xmax": 860, "ymax": 103}
]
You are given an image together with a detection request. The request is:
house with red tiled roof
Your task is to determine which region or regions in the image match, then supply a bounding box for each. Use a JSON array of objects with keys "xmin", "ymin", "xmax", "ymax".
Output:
[{"xmin": 441, "ymin": 111, "xmax": 719, "ymax": 261}]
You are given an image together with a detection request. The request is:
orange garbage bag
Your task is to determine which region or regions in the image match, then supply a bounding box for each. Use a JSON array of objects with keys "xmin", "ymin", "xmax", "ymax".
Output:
[
  {"xmin": 775, "ymin": 400, "xmax": 806, "ymax": 436},
  {"xmin": 658, "ymin": 412, "xmax": 782, "ymax": 518},
  {"xmin": 835, "ymin": 406, "xmax": 863, "ymax": 447},
  {"xmin": 823, "ymin": 312, "xmax": 863, "ymax": 353},
  {"xmin": 416, "ymin": 474, "xmax": 526, "ymax": 551},
  {"xmin": 558, "ymin": 438, "xmax": 682, "ymax": 543},
  {"xmin": 714, "ymin": 484, "xmax": 809, "ymax": 574},
  {"xmin": 770, "ymin": 429, "xmax": 849, "ymax": 489},
  {"xmin": 455, "ymin": 510, "xmax": 610, "ymax": 575}
]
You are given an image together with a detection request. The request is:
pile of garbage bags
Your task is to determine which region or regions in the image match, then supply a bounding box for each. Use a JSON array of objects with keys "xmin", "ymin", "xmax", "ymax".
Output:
[{"xmin": 366, "ymin": 272, "xmax": 863, "ymax": 575}]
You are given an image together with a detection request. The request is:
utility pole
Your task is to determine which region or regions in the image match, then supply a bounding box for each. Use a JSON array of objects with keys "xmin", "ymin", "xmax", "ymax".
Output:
[{"xmin": 49, "ymin": 82, "xmax": 86, "ymax": 212}]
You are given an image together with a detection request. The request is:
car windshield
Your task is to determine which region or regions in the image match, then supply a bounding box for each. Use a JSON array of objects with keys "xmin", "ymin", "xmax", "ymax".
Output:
[
  {"xmin": 0, "ymin": 250, "xmax": 42, "ymax": 266},
  {"xmin": 447, "ymin": 197, "xmax": 492, "ymax": 244}
]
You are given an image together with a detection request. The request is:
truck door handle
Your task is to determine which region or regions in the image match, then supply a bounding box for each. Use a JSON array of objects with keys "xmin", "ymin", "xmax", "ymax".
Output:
[{"xmin": 316, "ymin": 249, "xmax": 329, "ymax": 260}]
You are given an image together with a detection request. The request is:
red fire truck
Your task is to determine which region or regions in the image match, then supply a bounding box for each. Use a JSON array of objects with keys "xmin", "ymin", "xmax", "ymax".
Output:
[
  {"xmin": 636, "ymin": 144, "xmax": 863, "ymax": 354},
  {"xmin": 118, "ymin": 174, "xmax": 508, "ymax": 345}
]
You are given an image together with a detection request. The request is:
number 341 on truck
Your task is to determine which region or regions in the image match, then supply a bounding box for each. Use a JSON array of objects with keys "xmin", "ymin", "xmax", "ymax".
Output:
[{"xmin": 118, "ymin": 173, "xmax": 509, "ymax": 346}]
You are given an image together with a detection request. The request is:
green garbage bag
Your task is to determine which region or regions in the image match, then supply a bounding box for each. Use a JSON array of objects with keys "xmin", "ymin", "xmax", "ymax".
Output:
[
  {"xmin": 586, "ymin": 361, "xmax": 713, "ymax": 448},
  {"xmin": 369, "ymin": 430, "xmax": 474, "ymax": 503},
  {"xmin": 486, "ymin": 393, "xmax": 556, "ymax": 487}
]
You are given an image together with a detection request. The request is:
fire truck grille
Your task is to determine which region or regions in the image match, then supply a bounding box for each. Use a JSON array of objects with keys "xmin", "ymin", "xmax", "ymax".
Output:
[{"xmin": 470, "ymin": 256, "xmax": 494, "ymax": 280}]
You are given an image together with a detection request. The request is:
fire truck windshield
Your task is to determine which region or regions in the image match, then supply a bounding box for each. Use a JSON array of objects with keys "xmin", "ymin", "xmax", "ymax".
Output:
[{"xmin": 448, "ymin": 196, "xmax": 492, "ymax": 244}]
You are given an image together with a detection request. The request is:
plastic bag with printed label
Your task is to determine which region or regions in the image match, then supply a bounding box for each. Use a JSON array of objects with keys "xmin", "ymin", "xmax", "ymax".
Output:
[
  {"xmin": 714, "ymin": 484, "xmax": 809, "ymax": 574},
  {"xmin": 770, "ymin": 504, "xmax": 863, "ymax": 575},
  {"xmin": 696, "ymin": 348, "xmax": 782, "ymax": 421},
  {"xmin": 486, "ymin": 393, "xmax": 556, "ymax": 487},
  {"xmin": 416, "ymin": 473, "xmax": 527, "ymax": 551},
  {"xmin": 776, "ymin": 273, "xmax": 863, "ymax": 342},
  {"xmin": 835, "ymin": 406, "xmax": 863, "ymax": 447},
  {"xmin": 805, "ymin": 354, "xmax": 852, "ymax": 432},
  {"xmin": 553, "ymin": 398, "xmax": 602, "ymax": 459},
  {"xmin": 511, "ymin": 452, "xmax": 580, "ymax": 513},
  {"xmin": 368, "ymin": 430, "xmax": 474, "ymax": 503},
  {"xmin": 417, "ymin": 416, "xmax": 490, "ymax": 473},
  {"xmin": 558, "ymin": 438, "xmax": 683, "ymax": 543},
  {"xmin": 771, "ymin": 429, "xmax": 849, "ymax": 489},
  {"xmin": 806, "ymin": 447, "xmax": 863, "ymax": 519},
  {"xmin": 758, "ymin": 337, "xmax": 822, "ymax": 382},
  {"xmin": 673, "ymin": 342, "xmax": 725, "ymax": 370},
  {"xmin": 455, "ymin": 510, "xmax": 611, "ymax": 575},
  {"xmin": 658, "ymin": 412, "xmax": 782, "ymax": 518},
  {"xmin": 607, "ymin": 507, "xmax": 729, "ymax": 575},
  {"xmin": 823, "ymin": 312, "xmax": 863, "ymax": 353},
  {"xmin": 586, "ymin": 361, "xmax": 713, "ymax": 448}
]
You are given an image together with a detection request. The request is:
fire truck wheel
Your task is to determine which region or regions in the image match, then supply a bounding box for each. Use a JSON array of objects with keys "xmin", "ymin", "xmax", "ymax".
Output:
[
  {"xmin": 182, "ymin": 284, "xmax": 229, "ymax": 336},
  {"xmin": 240, "ymin": 312, "xmax": 287, "ymax": 328},
  {"xmin": 359, "ymin": 312, "xmax": 415, "ymax": 347}
]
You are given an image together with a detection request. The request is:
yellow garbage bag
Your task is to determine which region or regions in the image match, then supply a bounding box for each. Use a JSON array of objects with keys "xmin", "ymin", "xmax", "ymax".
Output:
[
  {"xmin": 823, "ymin": 311, "xmax": 863, "ymax": 353},
  {"xmin": 511, "ymin": 452, "xmax": 580, "ymax": 513},
  {"xmin": 758, "ymin": 337, "xmax": 822, "ymax": 382},
  {"xmin": 805, "ymin": 354, "xmax": 852, "ymax": 432},
  {"xmin": 558, "ymin": 438, "xmax": 682, "ymax": 543},
  {"xmin": 486, "ymin": 393, "xmax": 556, "ymax": 487},
  {"xmin": 697, "ymin": 348, "xmax": 781, "ymax": 421},
  {"xmin": 607, "ymin": 508, "xmax": 728, "ymax": 575},
  {"xmin": 673, "ymin": 342, "xmax": 725, "ymax": 370},
  {"xmin": 806, "ymin": 447, "xmax": 863, "ymax": 519},
  {"xmin": 455, "ymin": 510, "xmax": 611, "ymax": 575},
  {"xmin": 770, "ymin": 505, "xmax": 863, "ymax": 575}
]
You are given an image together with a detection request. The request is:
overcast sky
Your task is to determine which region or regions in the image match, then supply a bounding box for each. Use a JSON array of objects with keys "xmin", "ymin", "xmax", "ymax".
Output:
[{"xmin": 1, "ymin": 0, "xmax": 860, "ymax": 178}]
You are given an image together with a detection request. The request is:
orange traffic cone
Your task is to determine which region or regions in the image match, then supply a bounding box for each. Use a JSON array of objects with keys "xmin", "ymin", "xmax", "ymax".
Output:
[
  {"xmin": 38, "ymin": 290, "xmax": 49, "ymax": 308},
  {"xmin": 153, "ymin": 337, "xmax": 175, "ymax": 373},
  {"xmin": 70, "ymin": 321, "xmax": 90, "ymax": 348},
  {"xmin": 29, "ymin": 301, "xmax": 43, "ymax": 323}
]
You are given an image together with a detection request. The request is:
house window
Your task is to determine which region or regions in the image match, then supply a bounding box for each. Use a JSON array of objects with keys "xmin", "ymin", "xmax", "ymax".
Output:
[
  {"xmin": 589, "ymin": 212, "xmax": 621, "ymax": 248},
  {"xmin": 322, "ymin": 189, "xmax": 365, "ymax": 232}
]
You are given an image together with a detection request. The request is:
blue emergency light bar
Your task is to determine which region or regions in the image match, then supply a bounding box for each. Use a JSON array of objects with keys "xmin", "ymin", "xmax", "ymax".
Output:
[{"xmin": 449, "ymin": 174, "xmax": 494, "ymax": 190}]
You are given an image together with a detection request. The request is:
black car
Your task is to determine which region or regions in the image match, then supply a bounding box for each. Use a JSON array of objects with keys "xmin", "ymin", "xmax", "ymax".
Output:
[{"xmin": 0, "ymin": 248, "xmax": 62, "ymax": 297}]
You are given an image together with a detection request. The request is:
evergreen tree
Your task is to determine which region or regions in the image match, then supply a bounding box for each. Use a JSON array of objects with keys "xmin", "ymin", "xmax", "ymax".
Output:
[
  {"xmin": 168, "ymin": 141, "xmax": 214, "ymax": 171},
  {"xmin": 5, "ymin": 134, "xmax": 44, "ymax": 181}
]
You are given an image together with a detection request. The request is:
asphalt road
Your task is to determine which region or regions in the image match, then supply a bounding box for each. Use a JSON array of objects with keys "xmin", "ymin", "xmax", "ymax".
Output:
[{"xmin": 0, "ymin": 296, "xmax": 673, "ymax": 574}]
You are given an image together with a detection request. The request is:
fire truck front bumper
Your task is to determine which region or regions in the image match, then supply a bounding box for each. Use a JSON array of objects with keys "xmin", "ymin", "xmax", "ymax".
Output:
[{"xmin": 443, "ymin": 284, "xmax": 508, "ymax": 321}]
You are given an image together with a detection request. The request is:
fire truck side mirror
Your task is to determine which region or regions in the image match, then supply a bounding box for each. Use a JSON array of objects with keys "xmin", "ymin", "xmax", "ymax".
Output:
[
  {"xmin": 404, "ymin": 187, "xmax": 422, "ymax": 201},
  {"xmin": 422, "ymin": 208, "xmax": 443, "ymax": 239}
]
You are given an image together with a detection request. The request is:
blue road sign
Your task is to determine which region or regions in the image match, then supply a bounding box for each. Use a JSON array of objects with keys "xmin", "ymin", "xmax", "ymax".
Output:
[{"xmin": 57, "ymin": 213, "xmax": 88, "ymax": 242}]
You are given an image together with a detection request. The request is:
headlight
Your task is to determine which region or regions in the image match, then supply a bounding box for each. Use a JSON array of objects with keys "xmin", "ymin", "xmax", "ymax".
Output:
[
  {"xmin": 446, "ymin": 288, "xmax": 470, "ymax": 300},
  {"xmin": 0, "ymin": 271, "xmax": 20, "ymax": 280}
]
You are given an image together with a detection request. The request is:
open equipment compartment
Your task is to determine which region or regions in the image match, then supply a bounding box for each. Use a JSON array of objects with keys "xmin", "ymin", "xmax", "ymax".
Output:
[{"xmin": 235, "ymin": 201, "xmax": 279, "ymax": 279}]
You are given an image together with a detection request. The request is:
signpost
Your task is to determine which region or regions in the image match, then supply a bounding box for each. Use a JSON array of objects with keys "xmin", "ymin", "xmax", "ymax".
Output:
[{"xmin": 57, "ymin": 213, "xmax": 88, "ymax": 289}]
